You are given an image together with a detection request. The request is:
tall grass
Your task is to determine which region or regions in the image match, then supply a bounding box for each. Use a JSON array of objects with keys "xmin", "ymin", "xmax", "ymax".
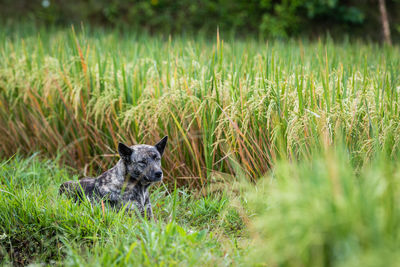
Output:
[
  {"xmin": 245, "ymin": 148, "xmax": 400, "ymax": 267},
  {"xmin": 0, "ymin": 26, "xmax": 399, "ymax": 187}
]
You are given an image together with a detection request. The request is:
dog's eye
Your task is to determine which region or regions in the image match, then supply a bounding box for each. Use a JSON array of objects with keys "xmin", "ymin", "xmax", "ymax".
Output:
[
  {"xmin": 138, "ymin": 160, "xmax": 146, "ymax": 166},
  {"xmin": 152, "ymin": 155, "xmax": 160, "ymax": 160}
]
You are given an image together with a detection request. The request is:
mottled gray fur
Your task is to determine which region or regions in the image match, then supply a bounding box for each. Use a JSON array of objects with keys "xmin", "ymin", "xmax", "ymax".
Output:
[{"xmin": 59, "ymin": 136, "xmax": 168, "ymax": 220}]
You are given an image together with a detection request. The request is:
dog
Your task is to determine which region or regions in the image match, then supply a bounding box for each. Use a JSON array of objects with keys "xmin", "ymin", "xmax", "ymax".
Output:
[{"xmin": 59, "ymin": 136, "xmax": 168, "ymax": 220}]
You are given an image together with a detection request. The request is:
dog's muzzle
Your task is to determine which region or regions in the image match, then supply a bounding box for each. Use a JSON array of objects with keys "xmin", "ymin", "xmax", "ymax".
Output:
[{"xmin": 148, "ymin": 171, "xmax": 162, "ymax": 182}]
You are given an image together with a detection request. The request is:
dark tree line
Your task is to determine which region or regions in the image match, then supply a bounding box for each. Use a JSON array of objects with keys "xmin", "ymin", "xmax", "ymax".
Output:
[{"xmin": 0, "ymin": 0, "xmax": 399, "ymax": 42}]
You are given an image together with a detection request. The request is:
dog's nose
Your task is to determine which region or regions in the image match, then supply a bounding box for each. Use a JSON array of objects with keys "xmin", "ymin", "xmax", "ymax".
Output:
[{"xmin": 154, "ymin": 171, "xmax": 162, "ymax": 179}]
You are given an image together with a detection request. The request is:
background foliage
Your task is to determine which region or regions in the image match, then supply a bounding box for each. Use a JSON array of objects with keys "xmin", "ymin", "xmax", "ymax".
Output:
[{"xmin": 0, "ymin": 0, "xmax": 400, "ymax": 40}]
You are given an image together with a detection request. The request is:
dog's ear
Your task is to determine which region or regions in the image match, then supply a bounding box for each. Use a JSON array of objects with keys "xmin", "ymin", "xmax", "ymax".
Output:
[
  {"xmin": 118, "ymin": 142, "xmax": 133, "ymax": 160},
  {"xmin": 155, "ymin": 136, "xmax": 168, "ymax": 156}
]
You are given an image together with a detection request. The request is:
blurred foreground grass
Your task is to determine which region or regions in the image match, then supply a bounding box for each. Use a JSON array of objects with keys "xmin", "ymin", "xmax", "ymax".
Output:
[{"xmin": 245, "ymin": 149, "xmax": 400, "ymax": 267}]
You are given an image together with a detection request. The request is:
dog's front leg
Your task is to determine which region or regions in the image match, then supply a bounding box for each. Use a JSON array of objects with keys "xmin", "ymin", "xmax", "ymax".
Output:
[
  {"xmin": 143, "ymin": 195, "xmax": 156, "ymax": 221},
  {"xmin": 124, "ymin": 200, "xmax": 154, "ymax": 221},
  {"xmin": 145, "ymin": 203, "xmax": 154, "ymax": 221}
]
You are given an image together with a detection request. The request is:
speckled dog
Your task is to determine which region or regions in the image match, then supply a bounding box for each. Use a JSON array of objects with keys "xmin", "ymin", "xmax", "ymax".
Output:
[{"xmin": 59, "ymin": 136, "xmax": 168, "ymax": 220}]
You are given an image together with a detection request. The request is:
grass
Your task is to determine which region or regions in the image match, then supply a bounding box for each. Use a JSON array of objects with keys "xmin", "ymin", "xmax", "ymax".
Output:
[
  {"xmin": 1, "ymin": 150, "xmax": 400, "ymax": 266},
  {"xmin": 0, "ymin": 155, "xmax": 245, "ymax": 266},
  {"xmin": 0, "ymin": 26, "xmax": 399, "ymax": 187},
  {"xmin": 245, "ymin": 149, "xmax": 400, "ymax": 267}
]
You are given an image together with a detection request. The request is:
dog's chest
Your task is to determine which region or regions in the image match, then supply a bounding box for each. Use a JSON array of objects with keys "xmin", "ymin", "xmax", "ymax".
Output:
[{"xmin": 122, "ymin": 186, "xmax": 148, "ymax": 207}]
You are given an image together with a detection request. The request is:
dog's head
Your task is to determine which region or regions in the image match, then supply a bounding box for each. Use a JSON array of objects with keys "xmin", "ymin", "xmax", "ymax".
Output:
[{"xmin": 118, "ymin": 136, "xmax": 168, "ymax": 184}]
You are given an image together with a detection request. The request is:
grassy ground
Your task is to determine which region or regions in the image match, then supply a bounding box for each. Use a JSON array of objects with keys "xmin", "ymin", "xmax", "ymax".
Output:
[
  {"xmin": 0, "ymin": 155, "xmax": 246, "ymax": 266},
  {"xmin": 1, "ymin": 150, "xmax": 400, "ymax": 266}
]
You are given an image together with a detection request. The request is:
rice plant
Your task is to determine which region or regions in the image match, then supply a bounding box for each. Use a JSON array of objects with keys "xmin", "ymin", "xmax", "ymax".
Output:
[{"xmin": 1, "ymin": 26, "xmax": 399, "ymax": 188}]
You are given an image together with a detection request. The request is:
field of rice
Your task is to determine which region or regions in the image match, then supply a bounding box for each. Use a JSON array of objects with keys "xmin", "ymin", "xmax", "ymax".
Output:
[{"xmin": 0, "ymin": 26, "xmax": 400, "ymax": 266}]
